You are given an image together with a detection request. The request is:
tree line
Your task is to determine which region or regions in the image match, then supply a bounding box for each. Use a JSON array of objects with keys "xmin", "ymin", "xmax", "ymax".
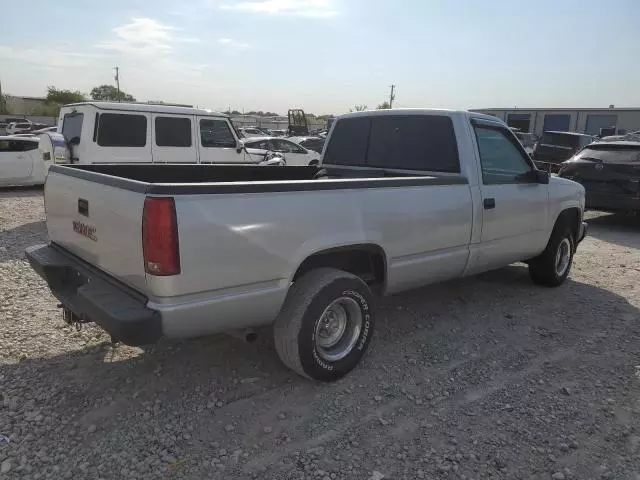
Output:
[{"xmin": 1, "ymin": 84, "xmax": 393, "ymax": 118}]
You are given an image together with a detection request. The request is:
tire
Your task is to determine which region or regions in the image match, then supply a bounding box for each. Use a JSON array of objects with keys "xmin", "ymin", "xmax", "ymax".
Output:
[
  {"xmin": 274, "ymin": 268, "xmax": 375, "ymax": 381},
  {"xmin": 528, "ymin": 225, "xmax": 575, "ymax": 287}
]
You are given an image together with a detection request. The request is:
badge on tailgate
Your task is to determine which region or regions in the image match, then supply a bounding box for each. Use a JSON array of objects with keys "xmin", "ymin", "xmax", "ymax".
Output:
[
  {"xmin": 73, "ymin": 221, "xmax": 97, "ymax": 241},
  {"xmin": 73, "ymin": 198, "xmax": 97, "ymax": 241}
]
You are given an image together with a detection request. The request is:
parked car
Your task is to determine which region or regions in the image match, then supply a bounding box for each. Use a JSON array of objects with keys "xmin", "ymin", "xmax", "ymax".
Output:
[
  {"xmin": 0, "ymin": 122, "xmax": 7, "ymax": 136},
  {"xmin": 532, "ymin": 131, "xmax": 596, "ymax": 171},
  {"xmin": 26, "ymin": 109, "xmax": 587, "ymax": 381},
  {"xmin": 289, "ymin": 136, "xmax": 325, "ymax": 154},
  {"xmin": 558, "ymin": 140, "xmax": 640, "ymax": 213},
  {"xmin": 239, "ymin": 127, "xmax": 271, "ymax": 138},
  {"xmin": 53, "ymin": 102, "xmax": 261, "ymax": 165},
  {"xmin": 0, "ymin": 136, "xmax": 51, "ymax": 187},
  {"xmin": 270, "ymin": 129, "xmax": 288, "ymax": 137},
  {"xmin": 242, "ymin": 136, "xmax": 320, "ymax": 165},
  {"xmin": 6, "ymin": 121, "xmax": 33, "ymax": 135}
]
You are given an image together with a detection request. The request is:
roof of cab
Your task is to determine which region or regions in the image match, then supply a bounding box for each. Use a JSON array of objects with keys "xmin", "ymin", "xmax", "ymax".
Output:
[
  {"xmin": 338, "ymin": 108, "xmax": 506, "ymax": 125},
  {"xmin": 60, "ymin": 102, "xmax": 229, "ymax": 118}
]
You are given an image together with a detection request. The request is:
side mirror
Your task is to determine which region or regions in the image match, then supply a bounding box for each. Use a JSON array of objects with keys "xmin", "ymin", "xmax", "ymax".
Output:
[
  {"xmin": 68, "ymin": 136, "xmax": 80, "ymax": 146},
  {"xmin": 534, "ymin": 170, "xmax": 550, "ymax": 184},
  {"xmin": 236, "ymin": 142, "xmax": 244, "ymax": 154}
]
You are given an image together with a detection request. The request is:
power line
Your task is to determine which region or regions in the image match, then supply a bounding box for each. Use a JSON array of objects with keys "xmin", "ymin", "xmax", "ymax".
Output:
[{"xmin": 114, "ymin": 67, "xmax": 120, "ymax": 100}]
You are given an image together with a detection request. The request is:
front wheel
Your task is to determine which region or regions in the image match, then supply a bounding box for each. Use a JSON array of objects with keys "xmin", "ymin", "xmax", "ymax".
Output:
[
  {"xmin": 273, "ymin": 268, "xmax": 375, "ymax": 381},
  {"xmin": 528, "ymin": 226, "xmax": 575, "ymax": 287}
]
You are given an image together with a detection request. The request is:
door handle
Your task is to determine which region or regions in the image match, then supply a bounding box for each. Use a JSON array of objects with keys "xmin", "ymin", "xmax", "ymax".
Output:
[{"xmin": 483, "ymin": 198, "xmax": 496, "ymax": 210}]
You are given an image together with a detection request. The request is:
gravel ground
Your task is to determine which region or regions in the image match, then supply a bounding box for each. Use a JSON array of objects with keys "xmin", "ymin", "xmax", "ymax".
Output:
[{"xmin": 1, "ymin": 187, "xmax": 639, "ymax": 480}]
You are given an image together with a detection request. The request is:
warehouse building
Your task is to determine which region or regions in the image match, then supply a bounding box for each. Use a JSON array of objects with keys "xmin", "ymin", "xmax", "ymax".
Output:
[{"xmin": 470, "ymin": 107, "xmax": 640, "ymax": 137}]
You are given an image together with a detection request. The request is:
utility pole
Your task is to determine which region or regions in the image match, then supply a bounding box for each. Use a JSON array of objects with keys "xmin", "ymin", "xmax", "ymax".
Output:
[
  {"xmin": 114, "ymin": 66, "xmax": 120, "ymax": 100},
  {"xmin": 389, "ymin": 84, "xmax": 396, "ymax": 108}
]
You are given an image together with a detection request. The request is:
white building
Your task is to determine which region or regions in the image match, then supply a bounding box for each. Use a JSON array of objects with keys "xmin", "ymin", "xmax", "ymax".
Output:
[{"xmin": 470, "ymin": 107, "xmax": 640, "ymax": 137}]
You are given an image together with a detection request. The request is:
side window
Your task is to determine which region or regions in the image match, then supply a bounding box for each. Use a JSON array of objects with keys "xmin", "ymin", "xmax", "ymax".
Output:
[
  {"xmin": 200, "ymin": 119, "xmax": 236, "ymax": 148},
  {"xmin": 13, "ymin": 141, "xmax": 38, "ymax": 152},
  {"xmin": 267, "ymin": 139, "xmax": 286, "ymax": 152},
  {"xmin": 155, "ymin": 117, "xmax": 192, "ymax": 147},
  {"xmin": 367, "ymin": 115, "xmax": 460, "ymax": 172},
  {"xmin": 285, "ymin": 141, "xmax": 306, "ymax": 154},
  {"xmin": 97, "ymin": 114, "xmax": 147, "ymax": 147},
  {"xmin": 473, "ymin": 126, "xmax": 532, "ymax": 184},
  {"xmin": 323, "ymin": 117, "xmax": 370, "ymax": 166},
  {"xmin": 62, "ymin": 113, "xmax": 84, "ymax": 143}
]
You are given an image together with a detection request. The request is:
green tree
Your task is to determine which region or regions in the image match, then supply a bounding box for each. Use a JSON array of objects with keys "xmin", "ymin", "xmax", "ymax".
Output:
[
  {"xmin": 350, "ymin": 105, "xmax": 368, "ymax": 112},
  {"xmin": 376, "ymin": 101, "xmax": 391, "ymax": 110},
  {"xmin": 34, "ymin": 103, "xmax": 61, "ymax": 117},
  {"xmin": 46, "ymin": 86, "xmax": 87, "ymax": 105},
  {"xmin": 90, "ymin": 85, "xmax": 135, "ymax": 102}
]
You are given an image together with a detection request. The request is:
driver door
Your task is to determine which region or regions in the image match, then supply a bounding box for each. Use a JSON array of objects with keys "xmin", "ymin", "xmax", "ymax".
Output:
[{"xmin": 473, "ymin": 121, "xmax": 550, "ymax": 272}]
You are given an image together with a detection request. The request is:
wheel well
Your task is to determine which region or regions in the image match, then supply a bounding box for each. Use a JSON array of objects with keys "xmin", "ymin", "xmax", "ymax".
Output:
[
  {"xmin": 555, "ymin": 208, "xmax": 581, "ymax": 244},
  {"xmin": 293, "ymin": 245, "xmax": 386, "ymax": 295}
]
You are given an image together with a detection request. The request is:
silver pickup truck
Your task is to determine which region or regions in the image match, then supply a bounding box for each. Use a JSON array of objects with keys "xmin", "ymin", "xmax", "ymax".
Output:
[{"xmin": 26, "ymin": 109, "xmax": 587, "ymax": 381}]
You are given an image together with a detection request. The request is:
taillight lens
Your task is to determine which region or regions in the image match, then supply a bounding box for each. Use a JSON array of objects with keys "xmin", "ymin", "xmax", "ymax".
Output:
[{"xmin": 142, "ymin": 197, "xmax": 181, "ymax": 276}]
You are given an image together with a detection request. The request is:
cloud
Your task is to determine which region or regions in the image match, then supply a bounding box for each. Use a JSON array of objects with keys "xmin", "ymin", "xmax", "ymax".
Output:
[
  {"xmin": 219, "ymin": 0, "xmax": 338, "ymax": 17},
  {"xmin": 0, "ymin": 46, "xmax": 101, "ymax": 69},
  {"xmin": 217, "ymin": 38, "xmax": 251, "ymax": 50},
  {"xmin": 97, "ymin": 18, "xmax": 198, "ymax": 56}
]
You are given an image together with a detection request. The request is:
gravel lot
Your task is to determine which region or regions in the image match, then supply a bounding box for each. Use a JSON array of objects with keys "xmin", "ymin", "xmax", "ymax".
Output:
[{"xmin": 1, "ymin": 187, "xmax": 639, "ymax": 480}]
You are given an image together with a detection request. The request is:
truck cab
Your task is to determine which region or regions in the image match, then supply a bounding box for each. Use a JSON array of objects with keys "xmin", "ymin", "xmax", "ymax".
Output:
[{"xmin": 55, "ymin": 102, "xmax": 251, "ymax": 165}]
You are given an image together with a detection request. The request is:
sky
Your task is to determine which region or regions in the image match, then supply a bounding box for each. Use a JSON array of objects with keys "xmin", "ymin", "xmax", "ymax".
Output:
[{"xmin": 1, "ymin": 0, "xmax": 639, "ymax": 115}]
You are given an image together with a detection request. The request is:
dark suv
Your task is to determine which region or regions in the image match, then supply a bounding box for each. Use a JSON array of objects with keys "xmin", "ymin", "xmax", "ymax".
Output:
[
  {"xmin": 532, "ymin": 131, "xmax": 595, "ymax": 171},
  {"xmin": 558, "ymin": 141, "xmax": 640, "ymax": 213}
]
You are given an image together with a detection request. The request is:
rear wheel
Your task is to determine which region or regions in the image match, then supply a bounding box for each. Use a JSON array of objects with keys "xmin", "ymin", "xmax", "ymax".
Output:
[
  {"xmin": 273, "ymin": 268, "xmax": 375, "ymax": 381},
  {"xmin": 529, "ymin": 225, "xmax": 575, "ymax": 287}
]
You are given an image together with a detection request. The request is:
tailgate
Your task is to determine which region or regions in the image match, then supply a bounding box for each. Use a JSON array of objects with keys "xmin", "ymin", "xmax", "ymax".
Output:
[{"xmin": 45, "ymin": 170, "xmax": 147, "ymax": 291}]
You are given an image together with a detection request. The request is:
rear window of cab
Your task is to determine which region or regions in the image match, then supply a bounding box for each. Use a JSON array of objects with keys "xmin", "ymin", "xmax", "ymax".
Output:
[{"xmin": 324, "ymin": 115, "xmax": 460, "ymax": 173}]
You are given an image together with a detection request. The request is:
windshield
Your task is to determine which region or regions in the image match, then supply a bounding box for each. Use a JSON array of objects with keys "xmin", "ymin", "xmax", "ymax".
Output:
[{"xmin": 575, "ymin": 145, "xmax": 640, "ymax": 164}]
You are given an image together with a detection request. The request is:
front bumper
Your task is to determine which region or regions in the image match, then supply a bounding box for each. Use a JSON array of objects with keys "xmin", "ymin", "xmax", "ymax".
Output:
[
  {"xmin": 25, "ymin": 244, "xmax": 162, "ymax": 346},
  {"xmin": 577, "ymin": 221, "xmax": 588, "ymax": 244}
]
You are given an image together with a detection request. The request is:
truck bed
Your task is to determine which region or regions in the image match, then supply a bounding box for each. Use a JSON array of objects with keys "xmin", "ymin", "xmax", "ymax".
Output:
[{"xmin": 50, "ymin": 164, "xmax": 466, "ymax": 195}]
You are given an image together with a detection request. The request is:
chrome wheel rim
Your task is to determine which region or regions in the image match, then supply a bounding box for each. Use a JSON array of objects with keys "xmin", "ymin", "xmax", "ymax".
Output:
[
  {"xmin": 314, "ymin": 297, "xmax": 362, "ymax": 362},
  {"xmin": 555, "ymin": 238, "xmax": 571, "ymax": 277}
]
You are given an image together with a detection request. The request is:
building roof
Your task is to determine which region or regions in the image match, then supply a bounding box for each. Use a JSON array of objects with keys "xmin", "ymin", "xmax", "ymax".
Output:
[
  {"xmin": 471, "ymin": 107, "xmax": 640, "ymax": 112},
  {"xmin": 62, "ymin": 102, "xmax": 228, "ymax": 117}
]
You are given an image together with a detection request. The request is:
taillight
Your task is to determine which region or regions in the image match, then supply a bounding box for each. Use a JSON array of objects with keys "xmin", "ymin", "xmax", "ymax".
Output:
[{"xmin": 142, "ymin": 197, "xmax": 181, "ymax": 276}]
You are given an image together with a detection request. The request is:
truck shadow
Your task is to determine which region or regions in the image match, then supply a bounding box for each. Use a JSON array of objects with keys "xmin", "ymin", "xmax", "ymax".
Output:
[
  {"xmin": 585, "ymin": 212, "xmax": 640, "ymax": 249},
  {"xmin": 2, "ymin": 264, "xmax": 637, "ymax": 417}
]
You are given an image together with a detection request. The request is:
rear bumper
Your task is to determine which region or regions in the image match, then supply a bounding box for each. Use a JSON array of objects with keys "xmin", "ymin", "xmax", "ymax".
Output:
[
  {"xmin": 25, "ymin": 244, "xmax": 162, "ymax": 346},
  {"xmin": 586, "ymin": 192, "xmax": 640, "ymax": 213}
]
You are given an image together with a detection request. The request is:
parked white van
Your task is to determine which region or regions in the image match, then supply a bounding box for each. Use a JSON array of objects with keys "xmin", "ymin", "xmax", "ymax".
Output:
[{"xmin": 54, "ymin": 102, "xmax": 258, "ymax": 164}]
